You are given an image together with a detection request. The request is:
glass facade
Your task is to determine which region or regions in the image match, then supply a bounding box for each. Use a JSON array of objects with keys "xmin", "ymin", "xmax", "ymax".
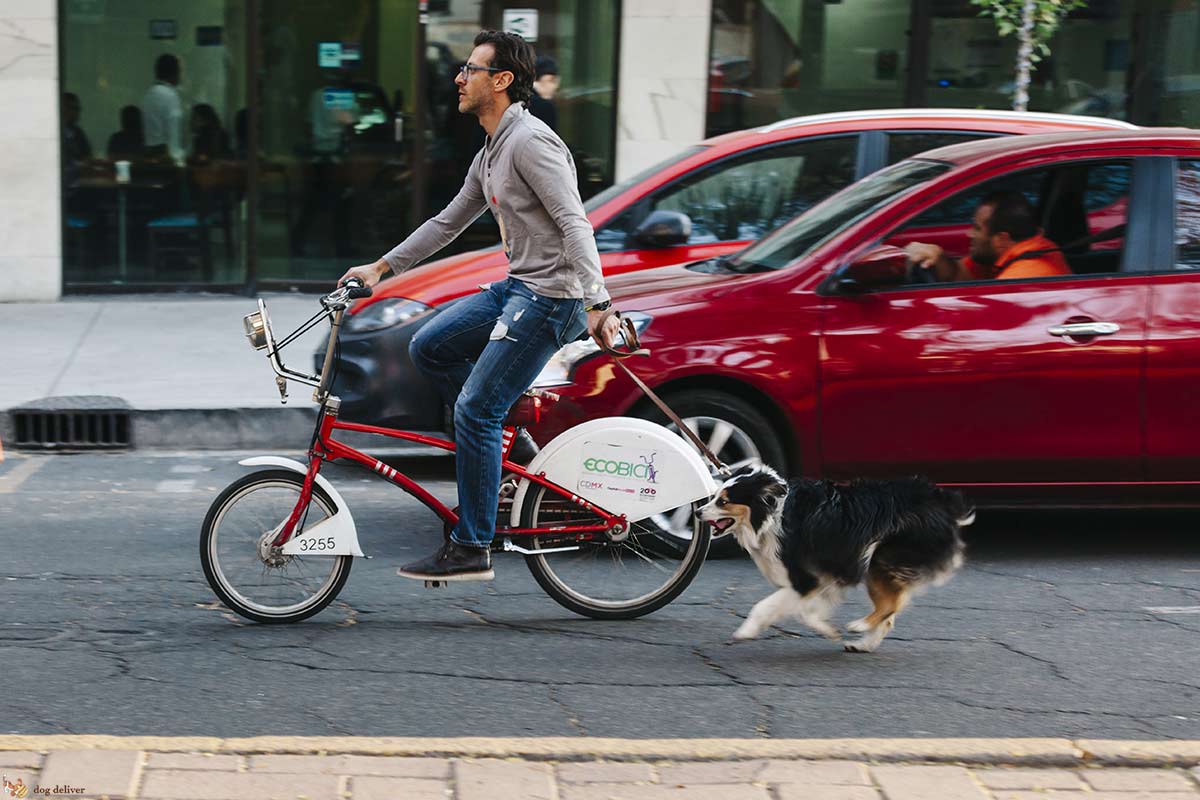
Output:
[
  {"xmin": 59, "ymin": 0, "xmax": 619, "ymax": 290},
  {"xmin": 707, "ymin": 0, "xmax": 1200, "ymax": 137}
]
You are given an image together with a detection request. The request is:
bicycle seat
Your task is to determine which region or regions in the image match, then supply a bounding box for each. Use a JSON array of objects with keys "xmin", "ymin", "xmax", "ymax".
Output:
[{"xmin": 505, "ymin": 389, "xmax": 560, "ymax": 428}]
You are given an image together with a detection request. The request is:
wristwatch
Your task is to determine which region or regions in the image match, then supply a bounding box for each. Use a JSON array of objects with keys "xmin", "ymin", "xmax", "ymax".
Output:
[{"xmin": 585, "ymin": 300, "xmax": 612, "ymax": 312}]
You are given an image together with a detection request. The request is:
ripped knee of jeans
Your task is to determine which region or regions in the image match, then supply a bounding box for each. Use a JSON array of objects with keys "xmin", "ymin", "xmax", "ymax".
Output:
[{"xmin": 489, "ymin": 320, "xmax": 516, "ymax": 342}]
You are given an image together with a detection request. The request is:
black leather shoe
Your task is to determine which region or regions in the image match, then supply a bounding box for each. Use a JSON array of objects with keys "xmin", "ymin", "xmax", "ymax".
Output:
[
  {"xmin": 397, "ymin": 540, "xmax": 494, "ymax": 582},
  {"xmin": 508, "ymin": 427, "xmax": 540, "ymax": 466}
]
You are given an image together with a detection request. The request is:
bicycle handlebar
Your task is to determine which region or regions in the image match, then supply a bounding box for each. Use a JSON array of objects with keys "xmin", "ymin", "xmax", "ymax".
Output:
[{"xmin": 323, "ymin": 277, "xmax": 373, "ymax": 309}]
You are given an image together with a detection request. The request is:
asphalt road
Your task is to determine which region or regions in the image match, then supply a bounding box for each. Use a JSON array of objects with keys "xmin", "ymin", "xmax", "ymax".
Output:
[{"xmin": 1, "ymin": 450, "xmax": 1198, "ymax": 740}]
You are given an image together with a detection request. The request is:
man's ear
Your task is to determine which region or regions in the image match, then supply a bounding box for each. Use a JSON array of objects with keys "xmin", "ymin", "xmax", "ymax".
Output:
[{"xmin": 492, "ymin": 71, "xmax": 514, "ymax": 95}]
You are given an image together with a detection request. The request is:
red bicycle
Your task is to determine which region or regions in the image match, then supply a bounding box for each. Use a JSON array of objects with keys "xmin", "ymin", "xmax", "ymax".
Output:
[{"xmin": 200, "ymin": 280, "xmax": 717, "ymax": 623}]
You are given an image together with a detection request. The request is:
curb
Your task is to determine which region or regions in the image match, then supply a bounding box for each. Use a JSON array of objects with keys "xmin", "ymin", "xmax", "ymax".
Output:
[{"xmin": 0, "ymin": 737, "xmax": 1198, "ymax": 767}]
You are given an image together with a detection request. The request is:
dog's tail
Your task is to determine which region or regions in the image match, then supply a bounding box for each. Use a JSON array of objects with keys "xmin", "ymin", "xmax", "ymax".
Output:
[{"xmin": 957, "ymin": 508, "xmax": 976, "ymax": 527}]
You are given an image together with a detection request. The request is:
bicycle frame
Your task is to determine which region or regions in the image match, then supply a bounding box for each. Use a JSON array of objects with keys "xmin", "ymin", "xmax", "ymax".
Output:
[
  {"xmin": 246, "ymin": 291, "xmax": 627, "ymax": 553},
  {"xmin": 269, "ymin": 400, "xmax": 629, "ymax": 551}
]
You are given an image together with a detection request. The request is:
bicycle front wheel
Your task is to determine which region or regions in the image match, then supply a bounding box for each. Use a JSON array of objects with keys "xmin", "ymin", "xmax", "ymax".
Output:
[
  {"xmin": 519, "ymin": 486, "xmax": 710, "ymax": 620},
  {"xmin": 200, "ymin": 469, "xmax": 352, "ymax": 624}
]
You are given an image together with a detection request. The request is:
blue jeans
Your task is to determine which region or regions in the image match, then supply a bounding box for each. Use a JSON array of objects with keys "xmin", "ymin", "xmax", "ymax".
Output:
[{"xmin": 409, "ymin": 278, "xmax": 587, "ymax": 548}]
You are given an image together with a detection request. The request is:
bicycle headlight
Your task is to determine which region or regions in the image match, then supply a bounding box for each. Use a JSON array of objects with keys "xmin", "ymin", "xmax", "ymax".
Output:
[
  {"xmin": 342, "ymin": 297, "xmax": 433, "ymax": 333},
  {"xmin": 243, "ymin": 310, "xmax": 268, "ymax": 350},
  {"xmin": 531, "ymin": 312, "xmax": 652, "ymax": 388}
]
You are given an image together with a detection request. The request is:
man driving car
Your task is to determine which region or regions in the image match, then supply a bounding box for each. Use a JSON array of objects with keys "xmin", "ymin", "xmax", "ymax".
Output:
[{"xmin": 905, "ymin": 191, "xmax": 1071, "ymax": 281}]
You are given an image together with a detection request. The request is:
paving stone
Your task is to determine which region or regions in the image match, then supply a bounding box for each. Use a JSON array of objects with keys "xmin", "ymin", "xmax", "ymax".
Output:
[
  {"xmin": 39, "ymin": 750, "xmax": 141, "ymax": 799},
  {"xmin": 1081, "ymin": 768, "xmax": 1197, "ymax": 792},
  {"xmin": 973, "ymin": 767, "xmax": 1087, "ymax": 790},
  {"xmin": 776, "ymin": 786, "xmax": 883, "ymax": 800},
  {"xmin": 758, "ymin": 759, "xmax": 870, "ymax": 785},
  {"xmin": 146, "ymin": 754, "xmax": 242, "ymax": 771},
  {"xmin": 139, "ymin": 769, "xmax": 342, "ymax": 800},
  {"xmin": 456, "ymin": 759, "xmax": 556, "ymax": 800},
  {"xmin": 0, "ymin": 752, "xmax": 42, "ymax": 769},
  {"xmin": 656, "ymin": 760, "xmax": 767, "ymax": 784},
  {"xmin": 349, "ymin": 775, "xmax": 449, "ymax": 800},
  {"xmin": 561, "ymin": 785, "xmax": 771, "ymax": 800},
  {"xmin": 996, "ymin": 794, "xmax": 1200, "ymax": 800},
  {"xmin": 557, "ymin": 762, "xmax": 656, "ymax": 783},
  {"xmin": 249, "ymin": 754, "xmax": 451, "ymax": 778},
  {"xmin": 870, "ymin": 764, "xmax": 989, "ymax": 800}
]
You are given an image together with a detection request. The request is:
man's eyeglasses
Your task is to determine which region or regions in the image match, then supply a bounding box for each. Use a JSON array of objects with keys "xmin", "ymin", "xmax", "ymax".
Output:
[{"xmin": 458, "ymin": 63, "xmax": 504, "ymax": 80}]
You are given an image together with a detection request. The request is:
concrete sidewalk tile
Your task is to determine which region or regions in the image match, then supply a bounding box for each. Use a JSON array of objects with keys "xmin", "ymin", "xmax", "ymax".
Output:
[
  {"xmin": 1069, "ymin": 795, "xmax": 1200, "ymax": 800},
  {"xmin": 146, "ymin": 753, "xmax": 242, "ymax": 771},
  {"xmin": 758, "ymin": 759, "xmax": 870, "ymax": 785},
  {"xmin": 557, "ymin": 762, "xmax": 656, "ymax": 783},
  {"xmin": 1082, "ymin": 768, "xmax": 1197, "ymax": 792},
  {"xmin": 349, "ymin": 775, "xmax": 449, "ymax": 800},
  {"xmin": 138, "ymin": 769, "xmax": 341, "ymax": 800},
  {"xmin": 0, "ymin": 751, "xmax": 43, "ymax": 769},
  {"xmin": 775, "ymin": 787, "xmax": 882, "ymax": 800},
  {"xmin": 974, "ymin": 767, "xmax": 1087, "ymax": 790},
  {"xmin": 456, "ymin": 759, "xmax": 556, "ymax": 800},
  {"xmin": 992, "ymin": 793, "xmax": 1114, "ymax": 800},
  {"xmin": 870, "ymin": 764, "xmax": 990, "ymax": 800},
  {"xmin": 39, "ymin": 749, "xmax": 141, "ymax": 799},
  {"xmin": 561, "ymin": 786, "xmax": 771, "ymax": 800},
  {"xmin": 249, "ymin": 754, "xmax": 450, "ymax": 778},
  {"xmin": 656, "ymin": 760, "xmax": 768, "ymax": 784}
]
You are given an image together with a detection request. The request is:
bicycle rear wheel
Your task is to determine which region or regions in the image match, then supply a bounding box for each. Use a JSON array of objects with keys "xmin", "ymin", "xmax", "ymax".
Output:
[
  {"xmin": 200, "ymin": 469, "xmax": 352, "ymax": 624},
  {"xmin": 519, "ymin": 486, "xmax": 710, "ymax": 619}
]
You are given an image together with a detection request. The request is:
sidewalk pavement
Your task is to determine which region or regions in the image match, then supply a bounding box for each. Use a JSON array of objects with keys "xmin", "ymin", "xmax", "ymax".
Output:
[
  {"xmin": 0, "ymin": 293, "xmax": 439, "ymax": 452},
  {"xmin": 2, "ymin": 737, "xmax": 1199, "ymax": 799}
]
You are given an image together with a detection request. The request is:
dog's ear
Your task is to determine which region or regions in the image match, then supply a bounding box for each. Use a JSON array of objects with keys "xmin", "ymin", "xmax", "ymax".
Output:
[{"xmin": 764, "ymin": 478, "xmax": 788, "ymax": 509}]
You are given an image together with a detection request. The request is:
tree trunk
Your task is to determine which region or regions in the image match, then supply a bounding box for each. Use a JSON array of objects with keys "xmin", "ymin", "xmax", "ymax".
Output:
[{"xmin": 1013, "ymin": 0, "xmax": 1036, "ymax": 111}]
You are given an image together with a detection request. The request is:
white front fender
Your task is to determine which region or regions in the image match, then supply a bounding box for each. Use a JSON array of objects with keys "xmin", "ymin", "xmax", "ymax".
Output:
[
  {"xmin": 509, "ymin": 417, "xmax": 718, "ymax": 527},
  {"xmin": 238, "ymin": 456, "xmax": 366, "ymax": 557}
]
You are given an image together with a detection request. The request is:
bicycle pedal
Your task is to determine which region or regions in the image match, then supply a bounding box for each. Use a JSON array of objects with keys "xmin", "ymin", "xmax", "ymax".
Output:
[{"xmin": 423, "ymin": 580, "xmax": 447, "ymax": 589}]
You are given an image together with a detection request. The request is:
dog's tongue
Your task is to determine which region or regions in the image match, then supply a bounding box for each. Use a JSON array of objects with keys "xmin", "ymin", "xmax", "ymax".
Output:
[{"xmin": 710, "ymin": 518, "xmax": 734, "ymax": 531}]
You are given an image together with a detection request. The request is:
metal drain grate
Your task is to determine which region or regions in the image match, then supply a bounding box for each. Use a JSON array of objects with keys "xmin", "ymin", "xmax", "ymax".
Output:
[{"xmin": 8, "ymin": 396, "xmax": 133, "ymax": 450}]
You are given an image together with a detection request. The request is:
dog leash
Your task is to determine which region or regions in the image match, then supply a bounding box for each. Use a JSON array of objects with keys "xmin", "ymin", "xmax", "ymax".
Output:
[{"xmin": 594, "ymin": 307, "xmax": 730, "ymax": 476}]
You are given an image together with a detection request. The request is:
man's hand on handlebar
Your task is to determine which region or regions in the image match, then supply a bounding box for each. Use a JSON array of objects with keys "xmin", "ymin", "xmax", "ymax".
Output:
[
  {"xmin": 338, "ymin": 259, "xmax": 390, "ymax": 289},
  {"xmin": 588, "ymin": 307, "xmax": 622, "ymax": 350}
]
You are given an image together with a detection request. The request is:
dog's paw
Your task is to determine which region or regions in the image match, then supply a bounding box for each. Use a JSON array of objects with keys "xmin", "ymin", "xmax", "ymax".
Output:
[
  {"xmin": 732, "ymin": 622, "xmax": 761, "ymax": 641},
  {"xmin": 843, "ymin": 639, "xmax": 878, "ymax": 653},
  {"xmin": 845, "ymin": 617, "xmax": 873, "ymax": 634}
]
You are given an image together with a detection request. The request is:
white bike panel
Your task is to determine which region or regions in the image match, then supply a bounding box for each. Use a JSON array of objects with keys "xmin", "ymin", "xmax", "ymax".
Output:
[
  {"xmin": 509, "ymin": 417, "xmax": 717, "ymax": 526},
  {"xmin": 238, "ymin": 456, "xmax": 366, "ymax": 557}
]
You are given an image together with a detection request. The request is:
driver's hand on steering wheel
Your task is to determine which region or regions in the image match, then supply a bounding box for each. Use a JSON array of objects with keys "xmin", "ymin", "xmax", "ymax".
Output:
[
  {"xmin": 904, "ymin": 242, "xmax": 943, "ymax": 270},
  {"xmin": 338, "ymin": 259, "xmax": 389, "ymax": 289},
  {"xmin": 588, "ymin": 307, "xmax": 621, "ymax": 350}
]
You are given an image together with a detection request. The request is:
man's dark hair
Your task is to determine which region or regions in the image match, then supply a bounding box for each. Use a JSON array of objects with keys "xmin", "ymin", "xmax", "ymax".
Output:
[
  {"xmin": 155, "ymin": 53, "xmax": 180, "ymax": 83},
  {"xmin": 980, "ymin": 191, "xmax": 1038, "ymax": 242},
  {"xmin": 474, "ymin": 30, "xmax": 535, "ymax": 104}
]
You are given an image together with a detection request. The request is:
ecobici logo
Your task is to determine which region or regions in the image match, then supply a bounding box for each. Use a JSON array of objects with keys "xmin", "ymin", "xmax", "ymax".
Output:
[{"xmin": 582, "ymin": 451, "xmax": 658, "ymax": 483}]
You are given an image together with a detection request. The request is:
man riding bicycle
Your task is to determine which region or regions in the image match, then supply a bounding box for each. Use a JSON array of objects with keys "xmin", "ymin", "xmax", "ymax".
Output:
[{"xmin": 339, "ymin": 30, "xmax": 619, "ymax": 582}]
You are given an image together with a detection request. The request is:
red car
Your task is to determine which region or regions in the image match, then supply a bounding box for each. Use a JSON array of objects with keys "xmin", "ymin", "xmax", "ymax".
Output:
[
  {"xmin": 525, "ymin": 128, "xmax": 1200, "ymax": 558},
  {"xmin": 326, "ymin": 110, "xmax": 1134, "ymax": 435}
]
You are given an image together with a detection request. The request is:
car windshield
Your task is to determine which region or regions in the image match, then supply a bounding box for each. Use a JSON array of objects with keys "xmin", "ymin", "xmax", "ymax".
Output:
[
  {"xmin": 583, "ymin": 145, "xmax": 709, "ymax": 212},
  {"xmin": 726, "ymin": 159, "xmax": 952, "ymax": 273}
]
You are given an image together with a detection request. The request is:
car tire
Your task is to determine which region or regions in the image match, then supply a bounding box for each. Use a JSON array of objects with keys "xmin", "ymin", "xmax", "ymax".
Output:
[{"xmin": 636, "ymin": 389, "xmax": 787, "ymax": 559}]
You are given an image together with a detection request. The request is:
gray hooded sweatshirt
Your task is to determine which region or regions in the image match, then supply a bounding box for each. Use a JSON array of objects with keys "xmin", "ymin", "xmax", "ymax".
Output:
[{"xmin": 382, "ymin": 102, "xmax": 609, "ymax": 307}]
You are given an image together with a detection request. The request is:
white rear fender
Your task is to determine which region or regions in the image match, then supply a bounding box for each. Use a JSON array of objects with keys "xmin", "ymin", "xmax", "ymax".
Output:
[
  {"xmin": 238, "ymin": 456, "xmax": 366, "ymax": 557},
  {"xmin": 509, "ymin": 417, "xmax": 718, "ymax": 527}
]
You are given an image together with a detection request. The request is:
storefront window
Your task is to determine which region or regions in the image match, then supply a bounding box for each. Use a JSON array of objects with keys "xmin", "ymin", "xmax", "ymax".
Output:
[
  {"xmin": 61, "ymin": 1, "xmax": 618, "ymax": 291},
  {"xmin": 61, "ymin": 0, "xmax": 248, "ymax": 287},
  {"xmin": 708, "ymin": 0, "xmax": 910, "ymax": 137}
]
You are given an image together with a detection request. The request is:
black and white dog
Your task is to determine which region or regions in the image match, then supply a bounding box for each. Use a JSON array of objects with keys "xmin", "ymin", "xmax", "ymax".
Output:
[{"xmin": 700, "ymin": 466, "xmax": 971, "ymax": 652}]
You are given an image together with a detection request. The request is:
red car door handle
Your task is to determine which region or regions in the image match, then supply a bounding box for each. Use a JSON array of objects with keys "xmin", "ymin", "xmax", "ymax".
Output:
[{"xmin": 1047, "ymin": 321, "xmax": 1121, "ymax": 337}]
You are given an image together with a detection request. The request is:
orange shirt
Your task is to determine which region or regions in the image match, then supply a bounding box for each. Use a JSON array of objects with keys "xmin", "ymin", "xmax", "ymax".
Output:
[{"xmin": 963, "ymin": 234, "xmax": 1072, "ymax": 280}]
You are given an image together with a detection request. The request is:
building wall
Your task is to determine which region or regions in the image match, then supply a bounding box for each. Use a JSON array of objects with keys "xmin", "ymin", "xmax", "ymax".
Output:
[
  {"xmin": 0, "ymin": 0, "xmax": 61, "ymax": 301},
  {"xmin": 614, "ymin": 0, "xmax": 712, "ymax": 181}
]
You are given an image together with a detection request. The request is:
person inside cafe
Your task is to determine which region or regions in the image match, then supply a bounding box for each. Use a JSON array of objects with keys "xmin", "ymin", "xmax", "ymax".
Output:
[
  {"xmin": 61, "ymin": 92, "xmax": 93, "ymax": 165},
  {"xmin": 904, "ymin": 191, "xmax": 1071, "ymax": 281},
  {"xmin": 106, "ymin": 105, "xmax": 145, "ymax": 161},
  {"xmin": 142, "ymin": 53, "xmax": 185, "ymax": 166}
]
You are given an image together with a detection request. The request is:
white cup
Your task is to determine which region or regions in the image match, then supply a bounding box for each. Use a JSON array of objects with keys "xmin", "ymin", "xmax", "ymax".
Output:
[{"xmin": 114, "ymin": 160, "xmax": 131, "ymax": 184}]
